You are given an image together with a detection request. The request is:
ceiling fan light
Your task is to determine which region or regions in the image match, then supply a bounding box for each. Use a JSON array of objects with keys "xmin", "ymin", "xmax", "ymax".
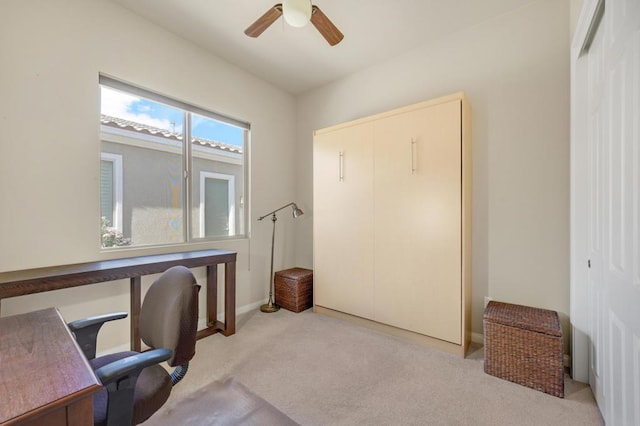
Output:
[{"xmin": 283, "ymin": 0, "xmax": 312, "ymax": 28}]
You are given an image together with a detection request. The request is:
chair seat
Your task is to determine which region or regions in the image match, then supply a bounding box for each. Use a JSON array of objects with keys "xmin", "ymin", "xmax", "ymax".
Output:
[{"xmin": 91, "ymin": 351, "xmax": 172, "ymax": 426}]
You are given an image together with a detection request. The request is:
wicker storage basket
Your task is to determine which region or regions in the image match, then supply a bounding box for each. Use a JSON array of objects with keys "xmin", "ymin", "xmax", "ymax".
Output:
[
  {"xmin": 274, "ymin": 268, "xmax": 313, "ymax": 313},
  {"xmin": 483, "ymin": 301, "xmax": 564, "ymax": 397}
]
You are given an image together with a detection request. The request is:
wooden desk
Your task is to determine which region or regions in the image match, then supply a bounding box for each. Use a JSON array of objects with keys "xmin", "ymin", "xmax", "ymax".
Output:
[
  {"xmin": 0, "ymin": 249, "xmax": 237, "ymax": 351},
  {"xmin": 0, "ymin": 308, "xmax": 101, "ymax": 425}
]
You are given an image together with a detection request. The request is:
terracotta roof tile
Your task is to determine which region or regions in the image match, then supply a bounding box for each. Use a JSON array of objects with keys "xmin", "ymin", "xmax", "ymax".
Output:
[{"xmin": 100, "ymin": 114, "xmax": 243, "ymax": 154}]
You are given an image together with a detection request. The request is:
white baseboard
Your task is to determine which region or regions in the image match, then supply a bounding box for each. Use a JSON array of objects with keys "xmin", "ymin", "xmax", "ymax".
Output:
[
  {"xmin": 197, "ymin": 300, "xmax": 264, "ymax": 330},
  {"xmin": 99, "ymin": 300, "xmax": 265, "ymax": 356}
]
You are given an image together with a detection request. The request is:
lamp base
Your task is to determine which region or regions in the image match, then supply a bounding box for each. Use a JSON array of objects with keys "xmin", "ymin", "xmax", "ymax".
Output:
[{"xmin": 260, "ymin": 302, "xmax": 280, "ymax": 313}]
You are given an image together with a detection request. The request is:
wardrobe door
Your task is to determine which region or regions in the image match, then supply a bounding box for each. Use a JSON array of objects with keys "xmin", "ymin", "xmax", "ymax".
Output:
[
  {"xmin": 373, "ymin": 100, "xmax": 462, "ymax": 343},
  {"xmin": 313, "ymin": 123, "xmax": 375, "ymax": 320}
]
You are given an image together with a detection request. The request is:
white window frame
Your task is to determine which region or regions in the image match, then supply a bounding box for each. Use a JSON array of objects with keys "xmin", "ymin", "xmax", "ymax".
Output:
[
  {"xmin": 99, "ymin": 74, "xmax": 249, "ymax": 248},
  {"xmin": 100, "ymin": 152, "xmax": 123, "ymax": 231},
  {"xmin": 199, "ymin": 171, "xmax": 236, "ymax": 237}
]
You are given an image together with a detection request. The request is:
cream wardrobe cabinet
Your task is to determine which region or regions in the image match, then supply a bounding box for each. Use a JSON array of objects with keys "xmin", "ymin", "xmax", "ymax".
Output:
[
  {"xmin": 313, "ymin": 122, "xmax": 375, "ymax": 320},
  {"xmin": 313, "ymin": 92, "xmax": 471, "ymax": 356}
]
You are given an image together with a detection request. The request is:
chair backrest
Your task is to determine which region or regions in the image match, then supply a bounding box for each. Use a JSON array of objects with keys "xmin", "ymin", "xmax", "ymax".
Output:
[{"xmin": 139, "ymin": 266, "xmax": 200, "ymax": 367}]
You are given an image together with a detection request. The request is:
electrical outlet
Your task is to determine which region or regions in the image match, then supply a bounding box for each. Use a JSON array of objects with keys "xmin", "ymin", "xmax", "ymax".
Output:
[{"xmin": 484, "ymin": 296, "xmax": 493, "ymax": 308}]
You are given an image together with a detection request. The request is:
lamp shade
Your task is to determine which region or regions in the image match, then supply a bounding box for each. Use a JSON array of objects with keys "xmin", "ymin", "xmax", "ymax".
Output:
[{"xmin": 282, "ymin": 0, "xmax": 312, "ymax": 28}]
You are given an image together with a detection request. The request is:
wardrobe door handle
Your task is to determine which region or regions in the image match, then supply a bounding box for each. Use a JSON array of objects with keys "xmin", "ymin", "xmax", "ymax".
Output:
[
  {"xmin": 411, "ymin": 138, "xmax": 417, "ymax": 174},
  {"xmin": 339, "ymin": 151, "xmax": 344, "ymax": 182}
]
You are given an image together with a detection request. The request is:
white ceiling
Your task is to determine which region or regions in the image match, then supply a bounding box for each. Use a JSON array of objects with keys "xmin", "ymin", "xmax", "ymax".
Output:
[{"xmin": 112, "ymin": 0, "xmax": 538, "ymax": 95}]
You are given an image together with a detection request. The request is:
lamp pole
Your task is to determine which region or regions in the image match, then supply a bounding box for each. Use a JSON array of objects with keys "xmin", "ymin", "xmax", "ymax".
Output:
[
  {"xmin": 258, "ymin": 202, "xmax": 304, "ymax": 313},
  {"xmin": 261, "ymin": 213, "xmax": 279, "ymax": 313}
]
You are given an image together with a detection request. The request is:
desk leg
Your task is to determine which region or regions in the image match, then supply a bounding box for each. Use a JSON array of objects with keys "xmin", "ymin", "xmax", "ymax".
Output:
[
  {"xmin": 223, "ymin": 261, "xmax": 236, "ymax": 336},
  {"xmin": 197, "ymin": 265, "xmax": 219, "ymax": 340},
  {"xmin": 197, "ymin": 261, "xmax": 236, "ymax": 339},
  {"xmin": 130, "ymin": 276, "xmax": 141, "ymax": 351},
  {"xmin": 207, "ymin": 264, "xmax": 218, "ymax": 331}
]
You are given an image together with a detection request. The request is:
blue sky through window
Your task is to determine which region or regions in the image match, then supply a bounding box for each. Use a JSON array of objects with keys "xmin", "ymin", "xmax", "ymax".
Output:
[
  {"xmin": 101, "ymin": 86, "xmax": 243, "ymax": 147},
  {"xmin": 192, "ymin": 113, "xmax": 244, "ymax": 147}
]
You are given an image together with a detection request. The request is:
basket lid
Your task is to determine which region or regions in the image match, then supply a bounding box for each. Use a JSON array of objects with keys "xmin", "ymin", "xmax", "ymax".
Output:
[
  {"xmin": 275, "ymin": 268, "xmax": 313, "ymax": 279},
  {"xmin": 483, "ymin": 301, "xmax": 562, "ymax": 337}
]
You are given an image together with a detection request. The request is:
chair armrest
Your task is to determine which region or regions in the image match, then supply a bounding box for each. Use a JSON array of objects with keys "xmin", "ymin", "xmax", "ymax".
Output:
[
  {"xmin": 67, "ymin": 312, "xmax": 128, "ymax": 360},
  {"xmin": 94, "ymin": 348, "xmax": 173, "ymax": 385},
  {"xmin": 94, "ymin": 348, "xmax": 173, "ymax": 426}
]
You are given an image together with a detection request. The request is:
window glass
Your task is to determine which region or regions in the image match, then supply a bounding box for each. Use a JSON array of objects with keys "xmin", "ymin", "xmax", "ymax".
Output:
[
  {"xmin": 100, "ymin": 160, "xmax": 114, "ymax": 226},
  {"xmin": 99, "ymin": 78, "xmax": 248, "ymax": 249},
  {"xmin": 191, "ymin": 114, "xmax": 244, "ymax": 239},
  {"xmin": 198, "ymin": 172, "xmax": 236, "ymax": 238}
]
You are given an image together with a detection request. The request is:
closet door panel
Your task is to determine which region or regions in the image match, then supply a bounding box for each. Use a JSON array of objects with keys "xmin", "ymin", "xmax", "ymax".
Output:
[
  {"xmin": 371, "ymin": 111, "xmax": 414, "ymax": 329},
  {"xmin": 373, "ymin": 100, "xmax": 462, "ymax": 343},
  {"xmin": 313, "ymin": 124, "xmax": 375, "ymax": 320}
]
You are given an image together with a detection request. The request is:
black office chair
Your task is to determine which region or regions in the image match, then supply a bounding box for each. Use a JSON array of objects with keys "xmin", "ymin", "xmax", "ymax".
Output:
[{"xmin": 68, "ymin": 266, "xmax": 200, "ymax": 426}]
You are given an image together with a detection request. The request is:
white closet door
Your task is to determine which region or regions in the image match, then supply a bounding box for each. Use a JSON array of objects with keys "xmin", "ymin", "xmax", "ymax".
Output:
[
  {"xmin": 586, "ymin": 14, "xmax": 606, "ymax": 410},
  {"xmin": 373, "ymin": 100, "xmax": 462, "ymax": 343},
  {"xmin": 313, "ymin": 123, "xmax": 375, "ymax": 320},
  {"xmin": 584, "ymin": 1, "xmax": 640, "ymax": 424}
]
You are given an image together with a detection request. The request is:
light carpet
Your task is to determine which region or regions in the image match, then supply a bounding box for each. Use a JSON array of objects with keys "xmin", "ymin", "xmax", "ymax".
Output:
[
  {"xmin": 144, "ymin": 309, "xmax": 604, "ymax": 425},
  {"xmin": 144, "ymin": 377, "xmax": 297, "ymax": 426}
]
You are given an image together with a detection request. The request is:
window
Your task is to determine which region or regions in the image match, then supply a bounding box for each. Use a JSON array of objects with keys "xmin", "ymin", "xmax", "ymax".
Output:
[
  {"xmin": 99, "ymin": 75, "xmax": 248, "ymax": 249},
  {"xmin": 100, "ymin": 152, "xmax": 123, "ymax": 230},
  {"xmin": 199, "ymin": 172, "xmax": 235, "ymax": 238}
]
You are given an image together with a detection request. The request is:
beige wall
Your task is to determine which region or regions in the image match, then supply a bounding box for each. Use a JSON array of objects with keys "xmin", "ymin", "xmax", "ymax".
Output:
[
  {"xmin": 0, "ymin": 0, "xmax": 577, "ymax": 352},
  {"xmin": 295, "ymin": 0, "xmax": 571, "ymax": 339},
  {"xmin": 0, "ymin": 0, "xmax": 297, "ymax": 352},
  {"xmin": 570, "ymin": 0, "xmax": 585, "ymax": 40}
]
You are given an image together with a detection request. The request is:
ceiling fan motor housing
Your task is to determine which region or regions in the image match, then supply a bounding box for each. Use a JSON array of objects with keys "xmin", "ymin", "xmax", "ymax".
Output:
[{"xmin": 283, "ymin": 0, "xmax": 312, "ymax": 27}]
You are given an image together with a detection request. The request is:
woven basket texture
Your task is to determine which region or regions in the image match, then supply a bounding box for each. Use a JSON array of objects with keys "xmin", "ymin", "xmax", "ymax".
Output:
[
  {"xmin": 483, "ymin": 301, "xmax": 564, "ymax": 398},
  {"xmin": 274, "ymin": 268, "xmax": 313, "ymax": 313}
]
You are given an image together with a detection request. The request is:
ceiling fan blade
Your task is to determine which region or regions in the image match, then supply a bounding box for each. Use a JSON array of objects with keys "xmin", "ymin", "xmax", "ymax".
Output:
[
  {"xmin": 244, "ymin": 4, "xmax": 283, "ymax": 38},
  {"xmin": 310, "ymin": 5, "xmax": 344, "ymax": 46}
]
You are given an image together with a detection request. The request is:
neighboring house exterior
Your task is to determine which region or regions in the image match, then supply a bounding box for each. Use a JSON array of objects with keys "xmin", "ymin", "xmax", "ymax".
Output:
[{"xmin": 100, "ymin": 114, "xmax": 244, "ymax": 247}]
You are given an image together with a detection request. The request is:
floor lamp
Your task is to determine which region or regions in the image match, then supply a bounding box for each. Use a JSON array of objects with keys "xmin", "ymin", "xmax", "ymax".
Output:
[{"xmin": 258, "ymin": 202, "xmax": 304, "ymax": 313}]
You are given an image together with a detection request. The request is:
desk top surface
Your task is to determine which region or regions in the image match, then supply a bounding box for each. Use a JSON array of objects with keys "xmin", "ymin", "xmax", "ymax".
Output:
[
  {"xmin": 0, "ymin": 249, "xmax": 237, "ymax": 283},
  {"xmin": 0, "ymin": 308, "xmax": 101, "ymax": 424},
  {"xmin": 0, "ymin": 249, "xmax": 237, "ymax": 299}
]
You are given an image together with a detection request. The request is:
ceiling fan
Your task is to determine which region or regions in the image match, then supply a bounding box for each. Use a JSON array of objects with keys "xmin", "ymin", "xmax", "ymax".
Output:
[{"xmin": 244, "ymin": 0, "xmax": 344, "ymax": 46}]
